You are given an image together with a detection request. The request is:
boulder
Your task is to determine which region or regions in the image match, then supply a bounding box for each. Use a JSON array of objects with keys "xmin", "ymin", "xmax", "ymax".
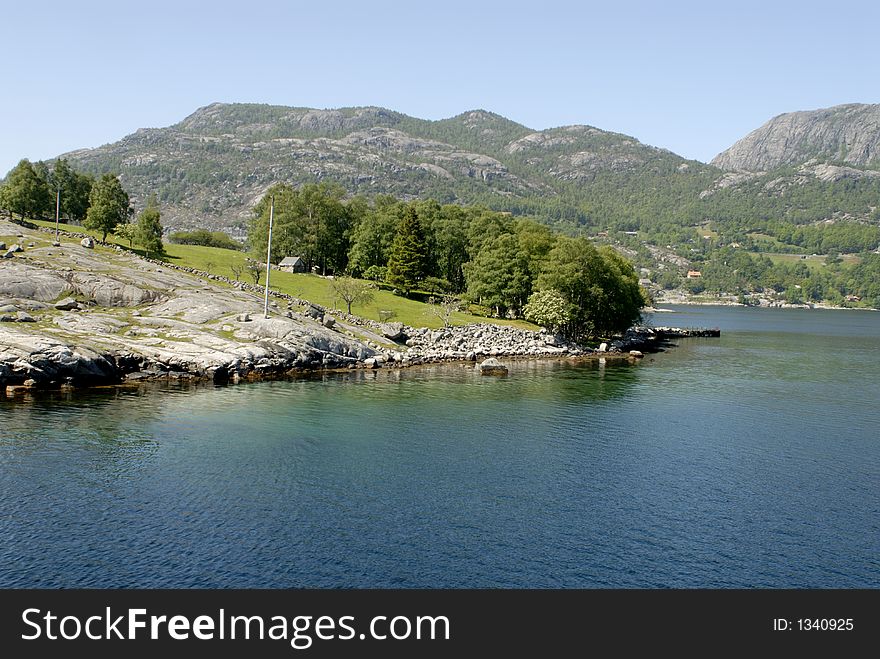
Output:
[
  {"xmin": 598, "ymin": 342, "xmax": 608, "ymax": 352},
  {"xmin": 0, "ymin": 242, "xmax": 5, "ymax": 250},
  {"xmin": 80, "ymin": 237, "xmax": 95, "ymax": 249},
  {"xmin": 9, "ymin": 244, "xmax": 23, "ymax": 253},
  {"xmin": 237, "ymin": 312, "xmax": 251, "ymax": 322},
  {"xmin": 381, "ymin": 322, "xmax": 407, "ymax": 342},
  {"xmin": 629, "ymin": 350, "xmax": 644, "ymax": 358},
  {"xmin": 54, "ymin": 297, "xmax": 80, "ymax": 311},
  {"xmin": 322, "ymin": 315, "xmax": 336, "ymax": 329},
  {"xmin": 478, "ymin": 357, "xmax": 508, "ymax": 375},
  {"xmin": 16, "ymin": 311, "xmax": 35, "ymax": 322}
]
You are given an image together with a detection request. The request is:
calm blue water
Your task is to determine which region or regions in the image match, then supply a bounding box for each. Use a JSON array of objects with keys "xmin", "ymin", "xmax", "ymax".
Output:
[{"xmin": 1, "ymin": 306, "xmax": 878, "ymax": 588}]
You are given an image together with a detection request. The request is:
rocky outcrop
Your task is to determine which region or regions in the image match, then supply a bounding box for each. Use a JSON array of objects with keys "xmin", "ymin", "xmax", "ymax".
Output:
[
  {"xmin": 0, "ymin": 220, "xmax": 375, "ymax": 390},
  {"xmin": 0, "ymin": 261, "xmax": 72, "ymax": 301},
  {"xmin": 0, "ymin": 221, "xmax": 720, "ymax": 393},
  {"xmin": 712, "ymin": 103, "xmax": 880, "ymax": 171}
]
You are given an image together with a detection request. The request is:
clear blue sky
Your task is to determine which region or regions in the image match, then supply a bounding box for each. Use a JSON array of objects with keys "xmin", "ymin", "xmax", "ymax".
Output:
[{"xmin": 2, "ymin": 0, "xmax": 878, "ymax": 175}]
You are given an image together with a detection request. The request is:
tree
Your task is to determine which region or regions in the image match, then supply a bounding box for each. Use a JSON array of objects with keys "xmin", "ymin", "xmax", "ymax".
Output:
[
  {"xmin": 422, "ymin": 202, "xmax": 470, "ymax": 292},
  {"xmin": 330, "ymin": 276, "xmax": 375, "ymax": 314},
  {"xmin": 249, "ymin": 182, "xmax": 352, "ymax": 274},
  {"xmin": 427, "ymin": 293, "xmax": 462, "ymax": 328},
  {"xmin": 51, "ymin": 159, "xmax": 93, "ymax": 222},
  {"xmin": 385, "ymin": 206, "xmax": 427, "ymax": 295},
  {"xmin": 347, "ymin": 196, "xmax": 401, "ymax": 276},
  {"xmin": 136, "ymin": 195, "xmax": 164, "ymax": 257},
  {"xmin": 363, "ymin": 265, "xmax": 386, "ymax": 282},
  {"xmin": 464, "ymin": 233, "xmax": 532, "ymax": 317},
  {"xmin": 523, "ymin": 289, "xmax": 574, "ymax": 334},
  {"xmin": 246, "ymin": 259, "xmax": 262, "ymax": 285},
  {"xmin": 84, "ymin": 174, "xmax": 130, "ymax": 241},
  {"xmin": 536, "ymin": 238, "xmax": 644, "ymax": 339},
  {"xmin": 0, "ymin": 159, "xmax": 53, "ymax": 219},
  {"xmin": 168, "ymin": 229, "xmax": 242, "ymax": 250},
  {"xmin": 113, "ymin": 223, "xmax": 138, "ymax": 247}
]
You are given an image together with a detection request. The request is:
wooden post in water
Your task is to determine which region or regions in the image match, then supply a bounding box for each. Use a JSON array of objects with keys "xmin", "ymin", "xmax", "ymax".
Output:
[{"xmin": 263, "ymin": 196, "xmax": 274, "ymax": 319}]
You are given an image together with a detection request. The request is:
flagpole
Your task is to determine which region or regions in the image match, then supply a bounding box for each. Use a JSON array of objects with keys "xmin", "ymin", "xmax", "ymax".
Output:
[
  {"xmin": 263, "ymin": 196, "xmax": 274, "ymax": 319},
  {"xmin": 54, "ymin": 187, "xmax": 60, "ymax": 245}
]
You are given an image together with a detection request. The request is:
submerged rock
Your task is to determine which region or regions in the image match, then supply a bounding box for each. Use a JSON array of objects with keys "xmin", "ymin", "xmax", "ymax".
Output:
[{"xmin": 478, "ymin": 357, "xmax": 508, "ymax": 375}]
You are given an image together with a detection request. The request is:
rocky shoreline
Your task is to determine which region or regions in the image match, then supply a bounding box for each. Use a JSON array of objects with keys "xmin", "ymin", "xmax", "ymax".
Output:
[{"xmin": 1, "ymin": 220, "xmax": 719, "ymax": 395}]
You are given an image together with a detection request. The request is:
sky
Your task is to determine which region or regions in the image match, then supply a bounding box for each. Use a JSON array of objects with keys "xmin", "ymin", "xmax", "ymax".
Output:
[{"xmin": 2, "ymin": 0, "xmax": 878, "ymax": 175}]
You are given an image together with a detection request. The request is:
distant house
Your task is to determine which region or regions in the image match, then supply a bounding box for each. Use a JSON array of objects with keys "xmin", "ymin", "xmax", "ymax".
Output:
[
  {"xmin": 279, "ymin": 256, "xmax": 306, "ymax": 273},
  {"xmin": 686, "ymin": 270, "xmax": 702, "ymax": 279}
]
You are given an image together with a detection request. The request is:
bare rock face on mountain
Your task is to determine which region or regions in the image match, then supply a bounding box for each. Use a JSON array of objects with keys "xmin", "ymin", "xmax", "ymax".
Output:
[
  {"xmin": 59, "ymin": 103, "xmax": 712, "ymax": 234},
  {"xmin": 712, "ymin": 103, "xmax": 880, "ymax": 172}
]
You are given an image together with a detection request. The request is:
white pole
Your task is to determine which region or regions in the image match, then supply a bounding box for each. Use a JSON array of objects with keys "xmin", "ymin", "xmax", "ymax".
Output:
[
  {"xmin": 54, "ymin": 187, "xmax": 60, "ymax": 244},
  {"xmin": 263, "ymin": 196, "xmax": 274, "ymax": 319}
]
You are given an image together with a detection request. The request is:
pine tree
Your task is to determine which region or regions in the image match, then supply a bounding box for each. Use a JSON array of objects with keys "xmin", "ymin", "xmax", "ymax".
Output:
[
  {"xmin": 136, "ymin": 194, "xmax": 164, "ymax": 257},
  {"xmin": 385, "ymin": 206, "xmax": 427, "ymax": 295}
]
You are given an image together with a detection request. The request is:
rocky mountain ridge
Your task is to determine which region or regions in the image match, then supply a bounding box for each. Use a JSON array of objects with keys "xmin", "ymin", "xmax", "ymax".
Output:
[
  {"xmin": 712, "ymin": 103, "xmax": 880, "ymax": 172},
  {"xmin": 60, "ymin": 103, "xmax": 711, "ymax": 233}
]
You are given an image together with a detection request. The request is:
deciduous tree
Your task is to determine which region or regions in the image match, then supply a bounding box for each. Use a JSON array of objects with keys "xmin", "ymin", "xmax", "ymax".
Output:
[
  {"xmin": 330, "ymin": 276, "xmax": 375, "ymax": 314},
  {"xmin": 536, "ymin": 238, "xmax": 644, "ymax": 339},
  {"xmin": 0, "ymin": 159, "xmax": 53, "ymax": 220},
  {"xmin": 136, "ymin": 195, "xmax": 164, "ymax": 257},
  {"xmin": 84, "ymin": 174, "xmax": 130, "ymax": 241}
]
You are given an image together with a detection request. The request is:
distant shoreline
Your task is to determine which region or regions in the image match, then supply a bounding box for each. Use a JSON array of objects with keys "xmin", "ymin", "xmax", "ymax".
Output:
[{"xmin": 650, "ymin": 300, "xmax": 878, "ymax": 312}]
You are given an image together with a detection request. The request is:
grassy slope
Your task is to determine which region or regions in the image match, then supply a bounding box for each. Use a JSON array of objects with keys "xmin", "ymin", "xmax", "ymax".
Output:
[
  {"xmin": 30, "ymin": 219, "xmax": 534, "ymax": 330},
  {"xmin": 749, "ymin": 251, "xmax": 861, "ymax": 271}
]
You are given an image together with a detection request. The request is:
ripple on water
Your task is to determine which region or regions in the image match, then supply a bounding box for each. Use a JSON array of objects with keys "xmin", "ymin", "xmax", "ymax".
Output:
[{"xmin": 2, "ymin": 309, "xmax": 879, "ymax": 587}]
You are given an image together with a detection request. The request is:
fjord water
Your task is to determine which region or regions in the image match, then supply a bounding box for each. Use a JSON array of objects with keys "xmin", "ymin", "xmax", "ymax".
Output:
[{"xmin": 1, "ymin": 306, "xmax": 878, "ymax": 588}]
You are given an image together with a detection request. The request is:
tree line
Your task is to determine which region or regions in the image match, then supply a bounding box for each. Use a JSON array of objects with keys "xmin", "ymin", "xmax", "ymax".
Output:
[
  {"xmin": 0, "ymin": 158, "xmax": 164, "ymax": 256},
  {"xmin": 249, "ymin": 183, "xmax": 645, "ymax": 338}
]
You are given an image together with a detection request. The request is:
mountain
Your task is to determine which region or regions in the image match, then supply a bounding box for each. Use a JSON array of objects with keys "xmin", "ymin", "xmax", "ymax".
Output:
[
  {"xmin": 61, "ymin": 102, "xmax": 715, "ymax": 234},
  {"xmin": 26, "ymin": 101, "xmax": 880, "ymax": 305},
  {"xmin": 712, "ymin": 103, "xmax": 880, "ymax": 171}
]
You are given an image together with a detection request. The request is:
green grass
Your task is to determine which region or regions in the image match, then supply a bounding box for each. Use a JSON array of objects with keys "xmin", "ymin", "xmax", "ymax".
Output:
[
  {"xmin": 747, "ymin": 232, "xmax": 790, "ymax": 248},
  {"xmin": 698, "ymin": 224, "xmax": 719, "ymax": 239},
  {"xmin": 751, "ymin": 251, "xmax": 861, "ymax": 270},
  {"xmin": 29, "ymin": 218, "xmax": 536, "ymax": 330},
  {"xmin": 270, "ymin": 271, "xmax": 535, "ymax": 329}
]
